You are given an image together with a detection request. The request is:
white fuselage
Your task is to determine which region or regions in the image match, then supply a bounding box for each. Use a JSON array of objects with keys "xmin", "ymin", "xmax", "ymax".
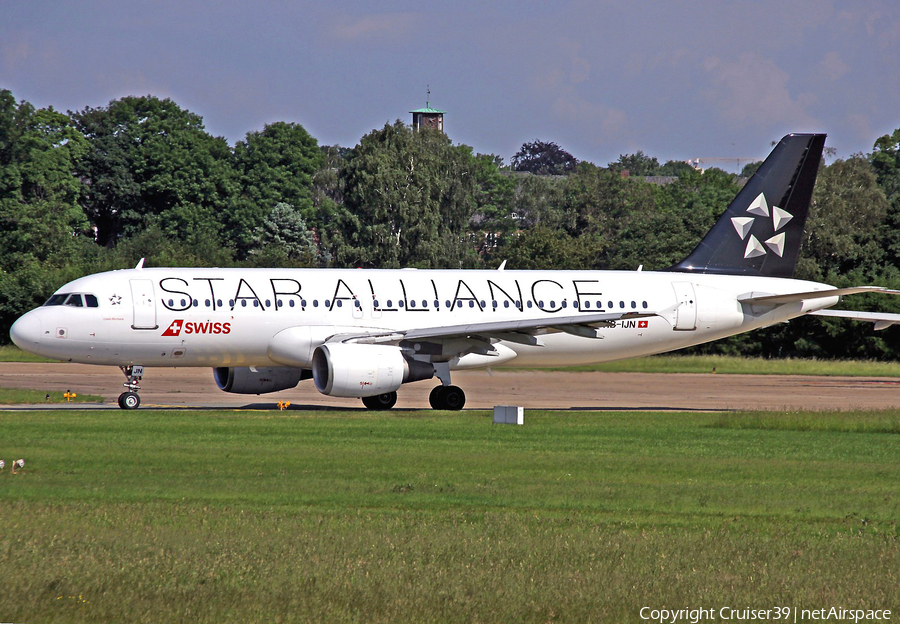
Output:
[{"xmin": 11, "ymin": 267, "xmax": 838, "ymax": 369}]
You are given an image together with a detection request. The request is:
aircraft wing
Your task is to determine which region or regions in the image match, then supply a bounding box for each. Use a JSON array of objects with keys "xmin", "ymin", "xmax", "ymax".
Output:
[
  {"xmin": 334, "ymin": 310, "xmax": 658, "ymax": 347},
  {"xmin": 738, "ymin": 286, "xmax": 900, "ymax": 305},
  {"xmin": 808, "ymin": 309, "xmax": 900, "ymax": 331}
]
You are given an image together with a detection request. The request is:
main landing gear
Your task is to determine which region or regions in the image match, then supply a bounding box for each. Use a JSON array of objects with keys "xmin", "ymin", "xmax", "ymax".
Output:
[
  {"xmin": 429, "ymin": 385, "xmax": 466, "ymax": 410},
  {"xmin": 118, "ymin": 365, "xmax": 144, "ymax": 410},
  {"xmin": 428, "ymin": 361, "xmax": 465, "ymax": 410},
  {"xmin": 361, "ymin": 392, "xmax": 398, "ymax": 410}
]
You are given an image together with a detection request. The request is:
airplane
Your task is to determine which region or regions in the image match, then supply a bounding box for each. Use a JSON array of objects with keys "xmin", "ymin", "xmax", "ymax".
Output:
[{"xmin": 9, "ymin": 133, "xmax": 900, "ymax": 410}]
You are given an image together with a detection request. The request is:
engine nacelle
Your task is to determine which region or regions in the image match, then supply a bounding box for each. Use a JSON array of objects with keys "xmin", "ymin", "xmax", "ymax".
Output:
[
  {"xmin": 312, "ymin": 343, "xmax": 433, "ymax": 398},
  {"xmin": 213, "ymin": 366, "xmax": 307, "ymax": 395}
]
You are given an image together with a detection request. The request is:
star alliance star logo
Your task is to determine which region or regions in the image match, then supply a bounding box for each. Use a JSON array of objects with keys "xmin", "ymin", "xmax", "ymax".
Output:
[
  {"xmin": 109, "ymin": 294, "xmax": 122, "ymax": 305},
  {"xmin": 730, "ymin": 192, "xmax": 793, "ymax": 259}
]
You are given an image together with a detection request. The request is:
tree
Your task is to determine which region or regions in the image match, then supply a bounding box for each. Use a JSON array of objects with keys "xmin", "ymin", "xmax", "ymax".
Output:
[
  {"xmin": 337, "ymin": 122, "xmax": 480, "ymax": 268},
  {"xmin": 607, "ymin": 151, "xmax": 660, "ymax": 176},
  {"xmin": 232, "ymin": 122, "xmax": 323, "ymax": 256},
  {"xmin": 249, "ymin": 202, "xmax": 317, "ymax": 266},
  {"xmin": 72, "ymin": 96, "xmax": 237, "ymax": 251},
  {"xmin": 798, "ymin": 156, "xmax": 889, "ymax": 281},
  {"xmin": 498, "ymin": 225, "xmax": 599, "ymax": 270},
  {"xmin": 511, "ymin": 140, "xmax": 577, "ymax": 175}
]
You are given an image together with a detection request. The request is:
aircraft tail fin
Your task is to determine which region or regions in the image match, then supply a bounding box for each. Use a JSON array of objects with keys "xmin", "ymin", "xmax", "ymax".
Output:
[{"xmin": 667, "ymin": 133, "xmax": 826, "ymax": 278}]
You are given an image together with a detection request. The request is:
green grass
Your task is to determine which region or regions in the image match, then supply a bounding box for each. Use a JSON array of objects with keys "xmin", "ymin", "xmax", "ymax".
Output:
[
  {"xmin": 1, "ymin": 408, "xmax": 898, "ymax": 622},
  {"xmin": 545, "ymin": 354, "xmax": 900, "ymax": 376},
  {"xmin": 0, "ymin": 387, "xmax": 104, "ymax": 404},
  {"xmin": 0, "ymin": 344, "xmax": 56, "ymax": 362}
]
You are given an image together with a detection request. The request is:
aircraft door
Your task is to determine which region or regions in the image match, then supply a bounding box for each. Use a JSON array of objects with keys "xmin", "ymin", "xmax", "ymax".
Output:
[
  {"xmin": 672, "ymin": 281, "xmax": 697, "ymax": 331},
  {"xmin": 130, "ymin": 279, "xmax": 158, "ymax": 329}
]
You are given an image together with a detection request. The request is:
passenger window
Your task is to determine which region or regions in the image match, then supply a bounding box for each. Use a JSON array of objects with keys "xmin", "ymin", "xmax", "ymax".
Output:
[
  {"xmin": 619, "ymin": 301, "xmax": 625, "ymax": 308},
  {"xmin": 423, "ymin": 300, "xmax": 428, "ymax": 308},
  {"xmin": 242, "ymin": 300, "xmax": 247, "ymax": 307},
  {"xmin": 217, "ymin": 299, "xmax": 223, "ymax": 307},
  {"xmin": 64, "ymin": 294, "xmax": 84, "ymax": 307},
  {"xmin": 527, "ymin": 301, "xmax": 533, "ymax": 309},
  {"xmin": 398, "ymin": 300, "xmax": 404, "ymax": 308},
  {"xmin": 336, "ymin": 300, "xmax": 342, "ymax": 308},
  {"xmin": 643, "ymin": 301, "xmax": 648, "ymax": 309},
  {"xmin": 445, "ymin": 300, "xmax": 451, "ymax": 308},
  {"xmin": 325, "ymin": 300, "xmax": 331, "ymax": 307},
  {"xmin": 205, "ymin": 299, "xmax": 211, "ymax": 307},
  {"xmin": 469, "ymin": 301, "xmax": 475, "ymax": 308},
  {"xmin": 374, "ymin": 300, "xmax": 379, "ymax": 307},
  {"xmin": 583, "ymin": 301, "xmax": 589, "ymax": 308},
  {"xmin": 265, "ymin": 300, "xmax": 271, "ymax": 308},
  {"xmin": 409, "ymin": 300, "xmax": 415, "ymax": 308},
  {"xmin": 503, "ymin": 301, "xmax": 509, "ymax": 308},
  {"xmin": 387, "ymin": 300, "xmax": 393, "ymax": 307},
  {"xmin": 313, "ymin": 300, "xmax": 319, "ymax": 307},
  {"xmin": 84, "ymin": 294, "xmax": 99, "ymax": 308},
  {"xmin": 631, "ymin": 301, "xmax": 637, "ymax": 309}
]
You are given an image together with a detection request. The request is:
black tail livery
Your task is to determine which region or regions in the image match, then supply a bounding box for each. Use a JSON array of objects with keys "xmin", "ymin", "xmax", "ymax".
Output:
[{"xmin": 668, "ymin": 133, "xmax": 826, "ymax": 278}]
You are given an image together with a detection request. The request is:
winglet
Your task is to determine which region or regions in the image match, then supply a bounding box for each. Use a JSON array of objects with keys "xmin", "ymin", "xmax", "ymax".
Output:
[
  {"xmin": 135, "ymin": 258, "xmax": 145, "ymax": 270},
  {"xmin": 497, "ymin": 260, "xmax": 507, "ymax": 271}
]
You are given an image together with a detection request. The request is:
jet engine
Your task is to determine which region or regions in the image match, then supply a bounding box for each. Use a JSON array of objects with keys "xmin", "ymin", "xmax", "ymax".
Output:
[
  {"xmin": 312, "ymin": 343, "xmax": 433, "ymax": 398},
  {"xmin": 213, "ymin": 366, "xmax": 308, "ymax": 395}
]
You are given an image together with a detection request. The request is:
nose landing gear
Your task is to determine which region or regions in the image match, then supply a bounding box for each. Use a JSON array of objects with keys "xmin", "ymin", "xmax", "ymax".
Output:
[{"xmin": 118, "ymin": 365, "xmax": 144, "ymax": 410}]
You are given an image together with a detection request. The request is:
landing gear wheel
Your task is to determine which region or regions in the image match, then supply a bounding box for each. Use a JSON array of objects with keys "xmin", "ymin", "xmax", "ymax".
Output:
[
  {"xmin": 118, "ymin": 391, "xmax": 141, "ymax": 410},
  {"xmin": 429, "ymin": 385, "xmax": 465, "ymax": 410},
  {"xmin": 362, "ymin": 391, "xmax": 397, "ymax": 411},
  {"xmin": 429, "ymin": 385, "xmax": 446, "ymax": 409}
]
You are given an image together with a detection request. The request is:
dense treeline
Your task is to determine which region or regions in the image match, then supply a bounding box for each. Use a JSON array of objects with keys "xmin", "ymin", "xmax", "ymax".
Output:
[{"xmin": 1, "ymin": 90, "xmax": 898, "ymax": 358}]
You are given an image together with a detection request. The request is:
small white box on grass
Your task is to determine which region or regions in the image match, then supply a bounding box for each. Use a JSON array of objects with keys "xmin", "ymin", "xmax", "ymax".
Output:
[{"xmin": 493, "ymin": 405, "xmax": 524, "ymax": 425}]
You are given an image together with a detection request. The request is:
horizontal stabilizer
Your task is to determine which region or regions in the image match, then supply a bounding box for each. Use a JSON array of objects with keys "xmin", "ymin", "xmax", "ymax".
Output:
[
  {"xmin": 738, "ymin": 286, "xmax": 900, "ymax": 306},
  {"xmin": 809, "ymin": 309, "xmax": 900, "ymax": 331}
]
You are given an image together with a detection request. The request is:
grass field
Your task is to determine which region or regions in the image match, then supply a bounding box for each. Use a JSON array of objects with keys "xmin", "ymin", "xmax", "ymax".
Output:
[
  {"xmin": 0, "ymin": 344, "xmax": 55, "ymax": 362},
  {"xmin": 1, "ymin": 408, "xmax": 897, "ymax": 623},
  {"xmin": 0, "ymin": 387, "xmax": 104, "ymax": 404},
  {"xmin": 543, "ymin": 354, "xmax": 900, "ymax": 376}
]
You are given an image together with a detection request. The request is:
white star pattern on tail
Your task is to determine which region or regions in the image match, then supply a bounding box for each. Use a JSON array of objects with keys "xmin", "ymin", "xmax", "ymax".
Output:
[{"xmin": 730, "ymin": 192, "xmax": 792, "ymax": 259}]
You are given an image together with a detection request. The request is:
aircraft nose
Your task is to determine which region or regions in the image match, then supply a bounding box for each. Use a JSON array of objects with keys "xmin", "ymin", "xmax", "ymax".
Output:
[{"xmin": 10, "ymin": 312, "xmax": 42, "ymax": 351}]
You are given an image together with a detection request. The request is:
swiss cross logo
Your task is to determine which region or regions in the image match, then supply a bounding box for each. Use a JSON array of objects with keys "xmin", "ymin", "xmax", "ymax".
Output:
[
  {"xmin": 162, "ymin": 320, "xmax": 184, "ymax": 336},
  {"xmin": 638, "ymin": 320, "xmax": 649, "ymax": 328}
]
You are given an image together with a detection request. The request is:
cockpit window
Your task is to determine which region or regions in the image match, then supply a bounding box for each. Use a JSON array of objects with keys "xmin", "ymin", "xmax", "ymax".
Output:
[
  {"xmin": 44, "ymin": 292, "xmax": 99, "ymax": 307},
  {"xmin": 44, "ymin": 293, "xmax": 68, "ymax": 306}
]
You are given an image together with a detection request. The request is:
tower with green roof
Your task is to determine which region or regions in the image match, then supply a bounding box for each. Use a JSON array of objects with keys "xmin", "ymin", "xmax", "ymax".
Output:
[{"xmin": 410, "ymin": 87, "xmax": 445, "ymax": 132}]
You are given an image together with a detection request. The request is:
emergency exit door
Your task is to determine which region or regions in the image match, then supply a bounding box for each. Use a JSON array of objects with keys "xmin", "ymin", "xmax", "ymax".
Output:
[{"xmin": 672, "ymin": 281, "xmax": 697, "ymax": 331}]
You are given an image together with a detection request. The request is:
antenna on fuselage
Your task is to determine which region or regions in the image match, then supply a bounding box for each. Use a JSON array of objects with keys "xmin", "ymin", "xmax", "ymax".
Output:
[
  {"xmin": 135, "ymin": 258, "xmax": 145, "ymax": 270},
  {"xmin": 497, "ymin": 260, "xmax": 507, "ymax": 271}
]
